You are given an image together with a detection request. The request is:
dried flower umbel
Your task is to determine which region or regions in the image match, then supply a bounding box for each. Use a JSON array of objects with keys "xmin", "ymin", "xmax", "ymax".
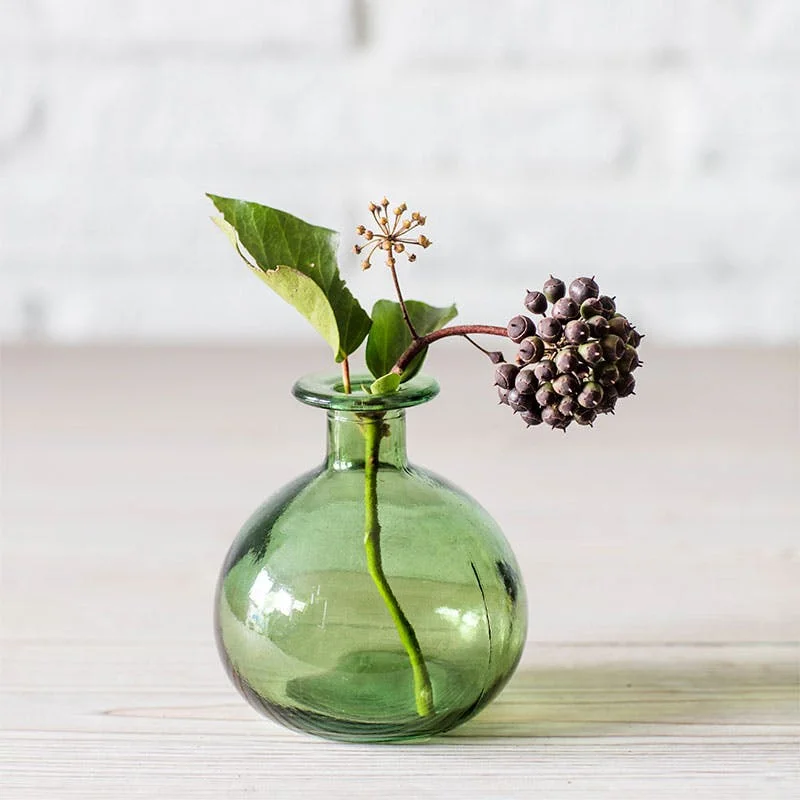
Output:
[{"xmin": 353, "ymin": 197, "xmax": 431, "ymax": 270}]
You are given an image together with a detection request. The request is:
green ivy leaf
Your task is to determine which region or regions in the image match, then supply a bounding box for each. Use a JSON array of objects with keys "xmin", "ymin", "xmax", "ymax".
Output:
[
  {"xmin": 208, "ymin": 194, "xmax": 371, "ymax": 362},
  {"xmin": 369, "ymin": 373, "xmax": 402, "ymax": 395},
  {"xmin": 366, "ymin": 299, "xmax": 457, "ymax": 381}
]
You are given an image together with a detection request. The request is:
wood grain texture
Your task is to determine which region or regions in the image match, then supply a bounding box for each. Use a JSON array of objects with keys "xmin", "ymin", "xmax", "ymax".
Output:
[{"xmin": 1, "ymin": 345, "xmax": 798, "ymax": 798}]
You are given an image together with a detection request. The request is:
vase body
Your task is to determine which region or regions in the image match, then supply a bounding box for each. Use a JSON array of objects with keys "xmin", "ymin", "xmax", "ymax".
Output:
[{"xmin": 214, "ymin": 374, "xmax": 527, "ymax": 742}]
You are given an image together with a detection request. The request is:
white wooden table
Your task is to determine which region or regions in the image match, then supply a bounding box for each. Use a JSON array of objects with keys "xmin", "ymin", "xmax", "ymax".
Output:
[{"xmin": 2, "ymin": 345, "xmax": 798, "ymax": 798}]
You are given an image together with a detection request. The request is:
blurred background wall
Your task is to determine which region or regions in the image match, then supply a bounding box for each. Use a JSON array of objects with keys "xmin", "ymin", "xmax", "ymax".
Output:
[{"xmin": 1, "ymin": 0, "xmax": 798, "ymax": 346}]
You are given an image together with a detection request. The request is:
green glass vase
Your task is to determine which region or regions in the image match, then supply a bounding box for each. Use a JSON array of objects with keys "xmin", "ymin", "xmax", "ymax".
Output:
[{"xmin": 215, "ymin": 374, "xmax": 527, "ymax": 743}]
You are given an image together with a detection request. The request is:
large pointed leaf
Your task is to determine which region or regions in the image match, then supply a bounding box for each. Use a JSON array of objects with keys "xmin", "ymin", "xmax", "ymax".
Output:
[
  {"xmin": 208, "ymin": 194, "xmax": 371, "ymax": 362},
  {"xmin": 366, "ymin": 299, "xmax": 457, "ymax": 382}
]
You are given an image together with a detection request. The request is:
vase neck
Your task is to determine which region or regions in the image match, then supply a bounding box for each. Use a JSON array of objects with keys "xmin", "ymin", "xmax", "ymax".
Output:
[{"xmin": 326, "ymin": 410, "xmax": 408, "ymax": 471}]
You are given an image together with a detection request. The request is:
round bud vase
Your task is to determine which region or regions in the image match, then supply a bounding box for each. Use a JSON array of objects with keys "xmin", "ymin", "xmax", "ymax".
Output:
[{"xmin": 214, "ymin": 374, "xmax": 527, "ymax": 743}]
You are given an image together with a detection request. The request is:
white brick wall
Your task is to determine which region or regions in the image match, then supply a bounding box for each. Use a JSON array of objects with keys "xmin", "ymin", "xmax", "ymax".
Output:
[{"xmin": 1, "ymin": 1, "xmax": 799, "ymax": 344}]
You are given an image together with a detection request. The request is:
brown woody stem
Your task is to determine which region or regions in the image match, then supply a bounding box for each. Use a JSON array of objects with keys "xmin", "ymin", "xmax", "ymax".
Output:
[
  {"xmin": 388, "ymin": 262, "xmax": 418, "ymax": 339},
  {"xmin": 391, "ymin": 325, "xmax": 509, "ymax": 374}
]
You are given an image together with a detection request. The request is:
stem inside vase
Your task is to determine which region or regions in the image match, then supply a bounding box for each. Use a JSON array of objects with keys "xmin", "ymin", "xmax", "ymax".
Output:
[{"xmin": 361, "ymin": 413, "xmax": 434, "ymax": 717}]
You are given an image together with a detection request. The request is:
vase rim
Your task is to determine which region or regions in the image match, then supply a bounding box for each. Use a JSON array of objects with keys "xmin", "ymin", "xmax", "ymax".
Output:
[{"xmin": 292, "ymin": 372, "xmax": 440, "ymax": 412}]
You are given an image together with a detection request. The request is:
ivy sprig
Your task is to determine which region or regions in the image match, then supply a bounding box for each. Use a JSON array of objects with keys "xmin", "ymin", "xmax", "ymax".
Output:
[{"xmin": 209, "ymin": 193, "xmax": 500, "ymax": 394}]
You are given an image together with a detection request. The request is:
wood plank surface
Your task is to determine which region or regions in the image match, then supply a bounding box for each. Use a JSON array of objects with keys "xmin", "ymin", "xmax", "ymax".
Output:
[{"xmin": 1, "ymin": 345, "xmax": 798, "ymax": 798}]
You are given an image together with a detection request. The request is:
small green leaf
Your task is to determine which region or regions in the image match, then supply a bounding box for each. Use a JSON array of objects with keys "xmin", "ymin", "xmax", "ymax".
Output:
[
  {"xmin": 370, "ymin": 373, "xmax": 402, "ymax": 395},
  {"xmin": 366, "ymin": 300, "xmax": 458, "ymax": 381},
  {"xmin": 208, "ymin": 194, "xmax": 371, "ymax": 362}
]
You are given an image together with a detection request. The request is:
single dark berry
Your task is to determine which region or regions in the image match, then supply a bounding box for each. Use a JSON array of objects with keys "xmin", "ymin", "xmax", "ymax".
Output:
[
  {"xmin": 573, "ymin": 361, "xmax": 591, "ymax": 380},
  {"xmin": 520, "ymin": 408, "xmax": 543, "ymax": 427},
  {"xmin": 524, "ymin": 290, "xmax": 548, "ymax": 315},
  {"xmin": 577, "ymin": 341, "xmax": 604, "ymax": 365},
  {"xmin": 553, "ymin": 372, "xmax": 580, "ymax": 397},
  {"xmin": 514, "ymin": 369, "xmax": 538, "ymax": 395},
  {"xmin": 497, "ymin": 387, "xmax": 510, "ymax": 405},
  {"xmin": 535, "ymin": 382, "xmax": 557, "ymax": 408},
  {"xmin": 542, "ymin": 276, "xmax": 566, "ymax": 304},
  {"xmin": 573, "ymin": 405, "xmax": 597, "ymax": 426},
  {"xmin": 564, "ymin": 319, "xmax": 590, "ymax": 345},
  {"xmin": 507, "ymin": 315, "xmax": 536, "ymax": 343},
  {"xmin": 626, "ymin": 344, "xmax": 641, "ymax": 372},
  {"xmin": 629, "ymin": 328, "xmax": 642, "ymax": 347},
  {"xmin": 541, "ymin": 404, "xmax": 569, "ymax": 429},
  {"xmin": 598, "ymin": 295, "xmax": 616, "ymax": 317},
  {"xmin": 533, "ymin": 359, "xmax": 557, "ymax": 382},
  {"xmin": 558, "ymin": 396, "xmax": 578, "ymax": 417},
  {"xmin": 600, "ymin": 334, "xmax": 626, "ymax": 362},
  {"xmin": 517, "ymin": 335, "xmax": 545, "ymax": 364},
  {"xmin": 577, "ymin": 381, "xmax": 604, "ymax": 409},
  {"xmin": 617, "ymin": 346, "xmax": 635, "ymax": 373},
  {"xmin": 537, "ymin": 316, "xmax": 563, "ymax": 343},
  {"xmin": 616, "ymin": 373, "xmax": 636, "ymax": 397},
  {"xmin": 506, "ymin": 388, "xmax": 527, "ymax": 412},
  {"xmin": 595, "ymin": 361, "xmax": 620, "ymax": 386},
  {"xmin": 607, "ymin": 315, "xmax": 631, "ymax": 340},
  {"xmin": 569, "ymin": 276, "xmax": 600, "ymax": 305},
  {"xmin": 580, "ymin": 297, "xmax": 604, "ymax": 319},
  {"xmin": 552, "ymin": 297, "xmax": 580, "ymax": 322},
  {"xmin": 597, "ymin": 384, "xmax": 618, "ymax": 414},
  {"xmin": 494, "ymin": 363, "xmax": 518, "ymax": 389},
  {"xmin": 554, "ymin": 347, "xmax": 580, "ymax": 374},
  {"xmin": 586, "ymin": 315, "xmax": 609, "ymax": 338},
  {"xmin": 488, "ymin": 351, "xmax": 505, "ymax": 364}
]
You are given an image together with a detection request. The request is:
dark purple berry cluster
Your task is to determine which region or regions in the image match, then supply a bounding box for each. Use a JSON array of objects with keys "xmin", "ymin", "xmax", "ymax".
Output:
[{"xmin": 496, "ymin": 276, "xmax": 642, "ymax": 430}]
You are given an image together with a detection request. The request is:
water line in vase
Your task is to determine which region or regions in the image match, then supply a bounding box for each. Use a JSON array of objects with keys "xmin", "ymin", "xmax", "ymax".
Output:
[{"xmin": 361, "ymin": 414, "xmax": 434, "ymax": 718}]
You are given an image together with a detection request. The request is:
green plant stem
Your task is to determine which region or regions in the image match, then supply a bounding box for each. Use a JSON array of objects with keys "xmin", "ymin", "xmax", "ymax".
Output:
[{"xmin": 362, "ymin": 415, "xmax": 434, "ymax": 717}]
